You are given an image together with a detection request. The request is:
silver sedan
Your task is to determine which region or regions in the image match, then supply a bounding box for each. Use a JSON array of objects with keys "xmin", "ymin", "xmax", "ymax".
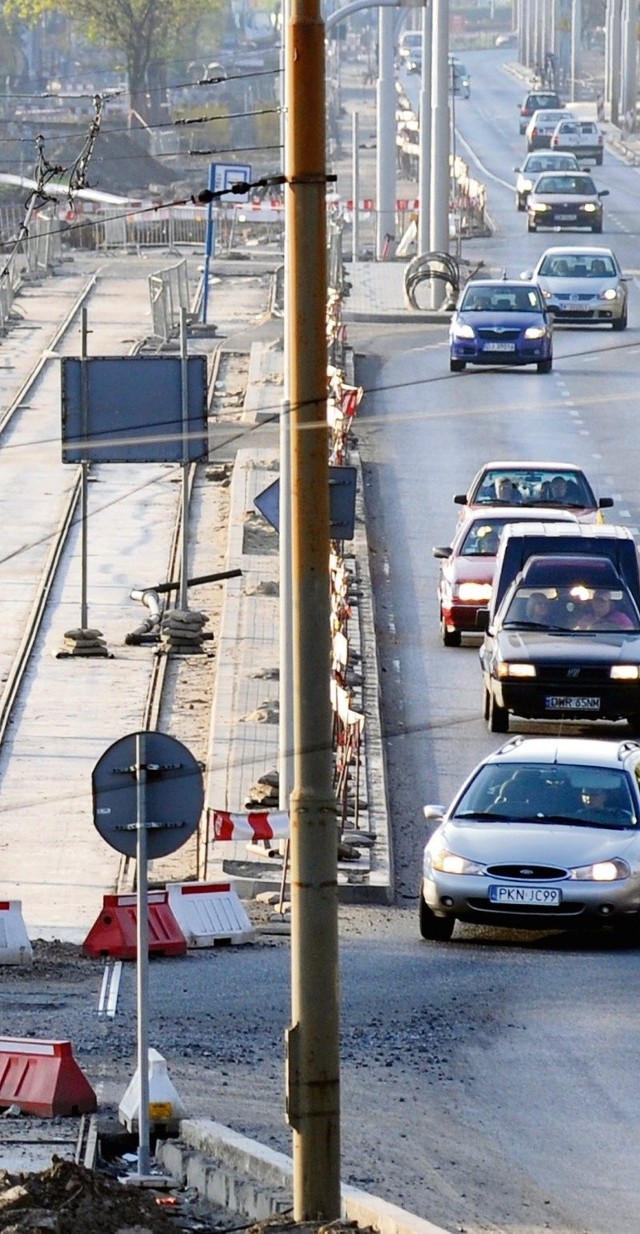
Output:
[
  {"xmin": 523, "ymin": 245, "xmax": 629, "ymax": 329},
  {"xmin": 420, "ymin": 736, "xmax": 640, "ymax": 943},
  {"xmin": 525, "ymin": 244, "xmax": 631, "ymax": 328}
]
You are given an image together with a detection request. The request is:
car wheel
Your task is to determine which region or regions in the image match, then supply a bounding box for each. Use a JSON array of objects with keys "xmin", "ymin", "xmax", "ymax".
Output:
[
  {"xmin": 450, "ymin": 357, "xmax": 465, "ymax": 372},
  {"xmin": 419, "ymin": 894, "xmax": 455, "ymax": 942},
  {"xmin": 527, "ymin": 219, "xmax": 537, "ymax": 232},
  {"xmin": 483, "ymin": 686, "xmax": 490, "ymax": 720},
  {"xmin": 612, "ymin": 311, "xmax": 627, "ymax": 331},
  {"xmin": 595, "ymin": 153, "xmax": 603, "ymax": 165},
  {"xmin": 516, "ymin": 196, "xmax": 525, "ymax": 211},
  {"xmin": 591, "ymin": 221, "xmax": 603, "ymax": 233},
  {"xmin": 488, "ymin": 692, "xmax": 509, "ymax": 733},
  {"xmin": 537, "ymin": 357, "xmax": 552, "ymax": 373}
]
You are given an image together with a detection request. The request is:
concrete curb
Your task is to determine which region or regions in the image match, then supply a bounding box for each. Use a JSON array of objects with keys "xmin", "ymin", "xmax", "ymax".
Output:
[{"xmin": 157, "ymin": 1119, "xmax": 454, "ymax": 1234}]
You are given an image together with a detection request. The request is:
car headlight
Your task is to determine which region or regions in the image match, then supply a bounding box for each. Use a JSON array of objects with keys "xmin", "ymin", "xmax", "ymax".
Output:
[
  {"xmin": 581, "ymin": 202, "xmax": 598, "ymax": 213},
  {"xmin": 600, "ymin": 288, "xmax": 619, "ymax": 301},
  {"xmin": 524, "ymin": 326, "xmax": 546, "ymax": 339},
  {"xmin": 570, "ymin": 859, "xmax": 630, "ymax": 882},
  {"xmin": 429, "ymin": 846, "xmax": 485, "ymax": 876},
  {"xmin": 496, "ymin": 662, "xmax": 536, "ymax": 678},
  {"xmin": 610, "ymin": 665, "xmax": 640, "ymax": 680},
  {"xmin": 452, "ymin": 322, "xmax": 475, "ymax": 339},
  {"xmin": 532, "ymin": 202, "xmax": 549, "ymax": 212},
  {"xmin": 456, "ymin": 582, "xmax": 493, "ymax": 602}
]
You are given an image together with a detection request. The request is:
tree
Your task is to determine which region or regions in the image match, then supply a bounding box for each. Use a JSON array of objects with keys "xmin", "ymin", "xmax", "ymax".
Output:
[{"xmin": 4, "ymin": 0, "xmax": 223, "ymax": 123}]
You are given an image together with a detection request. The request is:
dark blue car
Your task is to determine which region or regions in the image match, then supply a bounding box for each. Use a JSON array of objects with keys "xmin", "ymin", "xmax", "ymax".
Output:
[{"xmin": 449, "ymin": 280, "xmax": 554, "ymax": 374}]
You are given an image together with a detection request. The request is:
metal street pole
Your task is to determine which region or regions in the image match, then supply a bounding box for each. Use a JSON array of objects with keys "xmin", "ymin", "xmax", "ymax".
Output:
[
  {"xmin": 429, "ymin": 0, "xmax": 449, "ymax": 303},
  {"xmin": 418, "ymin": 0, "xmax": 432, "ymax": 255},
  {"xmin": 285, "ymin": 0, "xmax": 340, "ymax": 1218},
  {"xmin": 376, "ymin": 6, "xmax": 397, "ymax": 257}
]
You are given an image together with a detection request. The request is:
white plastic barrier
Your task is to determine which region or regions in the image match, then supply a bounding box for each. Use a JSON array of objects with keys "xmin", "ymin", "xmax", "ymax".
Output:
[
  {"xmin": 167, "ymin": 881, "xmax": 254, "ymax": 947},
  {"xmin": 0, "ymin": 900, "xmax": 33, "ymax": 965}
]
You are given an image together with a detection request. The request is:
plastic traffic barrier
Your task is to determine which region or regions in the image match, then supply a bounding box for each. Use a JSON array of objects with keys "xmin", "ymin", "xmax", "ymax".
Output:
[
  {"xmin": 82, "ymin": 891, "xmax": 187, "ymax": 960},
  {"xmin": 0, "ymin": 901, "xmax": 33, "ymax": 966},
  {"xmin": 0, "ymin": 1038, "xmax": 97, "ymax": 1116},
  {"xmin": 119, "ymin": 1048, "xmax": 187, "ymax": 1134},
  {"xmin": 209, "ymin": 808, "xmax": 290, "ymax": 840},
  {"xmin": 166, "ymin": 881, "xmax": 255, "ymax": 947}
]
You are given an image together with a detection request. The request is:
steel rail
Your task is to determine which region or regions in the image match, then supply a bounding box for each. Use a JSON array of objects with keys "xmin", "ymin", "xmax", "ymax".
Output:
[{"xmin": 0, "ymin": 272, "xmax": 98, "ymax": 439}]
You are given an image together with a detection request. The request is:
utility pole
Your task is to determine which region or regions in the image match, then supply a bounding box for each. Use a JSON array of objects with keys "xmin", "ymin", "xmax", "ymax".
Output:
[
  {"xmin": 285, "ymin": 0, "xmax": 341, "ymax": 1219},
  {"xmin": 376, "ymin": 6, "xmax": 397, "ymax": 256}
]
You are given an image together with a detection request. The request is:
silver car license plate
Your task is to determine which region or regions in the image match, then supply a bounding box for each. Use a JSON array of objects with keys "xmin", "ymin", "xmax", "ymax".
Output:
[
  {"xmin": 489, "ymin": 885, "xmax": 562, "ymax": 905},
  {"xmin": 484, "ymin": 342, "xmax": 516, "ymax": 352},
  {"xmin": 556, "ymin": 213, "xmax": 577, "ymax": 220},
  {"xmin": 545, "ymin": 695, "xmax": 600, "ymax": 710}
]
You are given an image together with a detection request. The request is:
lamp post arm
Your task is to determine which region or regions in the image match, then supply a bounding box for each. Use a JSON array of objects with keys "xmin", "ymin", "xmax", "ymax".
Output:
[{"xmin": 326, "ymin": 0, "xmax": 424, "ymax": 31}]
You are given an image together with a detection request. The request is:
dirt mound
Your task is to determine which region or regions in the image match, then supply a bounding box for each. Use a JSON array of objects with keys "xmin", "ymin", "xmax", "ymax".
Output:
[{"xmin": 0, "ymin": 1157, "xmax": 181, "ymax": 1232}]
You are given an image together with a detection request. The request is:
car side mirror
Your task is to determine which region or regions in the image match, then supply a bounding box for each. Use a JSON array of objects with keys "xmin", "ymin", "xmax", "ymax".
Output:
[
  {"xmin": 599, "ymin": 497, "xmax": 614, "ymax": 509},
  {"xmin": 453, "ymin": 493, "xmax": 467, "ymax": 505},
  {"xmin": 432, "ymin": 545, "xmax": 452, "ymax": 559},
  {"xmin": 598, "ymin": 189, "xmax": 610, "ymax": 197},
  {"xmin": 513, "ymin": 166, "xmax": 521, "ymax": 172},
  {"xmin": 476, "ymin": 610, "xmax": 490, "ymax": 631},
  {"xmin": 545, "ymin": 301, "xmax": 560, "ymax": 314},
  {"xmin": 423, "ymin": 804, "xmax": 445, "ymax": 822},
  {"xmin": 519, "ymin": 269, "xmax": 533, "ymax": 280}
]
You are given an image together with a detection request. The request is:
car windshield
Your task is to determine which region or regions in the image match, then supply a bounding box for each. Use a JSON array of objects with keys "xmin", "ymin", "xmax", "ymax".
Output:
[
  {"xmin": 460, "ymin": 519, "xmax": 510, "ymax": 555},
  {"xmin": 538, "ymin": 254, "xmax": 616, "ymax": 278},
  {"xmin": 535, "ymin": 175, "xmax": 597, "ymax": 194},
  {"xmin": 454, "ymin": 762, "xmax": 638, "ymax": 828},
  {"xmin": 501, "ymin": 579, "xmax": 640, "ymax": 633},
  {"xmin": 461, "ymin": 286, "xmax": 542, "ymax": 312},
  {"xmin": 525, "ymin": 155, "xmax": 577, "ymax": 173},
  {"xmin": 473, "ymin": 468, "xmax": 593, "ymax": 507}
]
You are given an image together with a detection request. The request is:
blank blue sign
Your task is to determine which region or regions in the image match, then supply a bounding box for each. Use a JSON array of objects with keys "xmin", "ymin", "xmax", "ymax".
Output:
[{"xmin": 61, "ymin": 355, "xmax": 208, "ymax": 463}]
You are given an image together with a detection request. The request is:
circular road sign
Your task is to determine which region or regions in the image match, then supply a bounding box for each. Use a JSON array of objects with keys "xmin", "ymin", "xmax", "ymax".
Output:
[{"xmin": 92, "ymin": 730, "xmax": 204, "ymax": 859}]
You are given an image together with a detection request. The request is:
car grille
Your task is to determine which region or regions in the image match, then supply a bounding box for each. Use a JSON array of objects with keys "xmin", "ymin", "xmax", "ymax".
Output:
[
  {"xmin": 555, "ymin": 292, "xmax": 594, "ymax": 301},
  {"xmin": 485, "ymin": 863, "xmax": 567, "ymax": 879},
  {"xmin": 534, "ymin": 664, "xmax": 612, "ymax": 684},
  {"xmin": 477, "ymin": 328, "xmax": 520, "ymax": 342}
]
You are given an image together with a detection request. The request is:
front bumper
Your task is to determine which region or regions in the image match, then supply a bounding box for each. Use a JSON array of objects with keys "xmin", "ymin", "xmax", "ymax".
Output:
[
  {"xmin": 422, "ymin": 873, "xmax": 640, "ymax": 930},
  {"xmin": 529, "ymin": 206, "xmax": 603, "ymax": 228},
  {"xmin": 442, "ymin": 601, "xmax": 487, "ymax": 632},
  {"xmin": 450, "ymin": 342, "xmax": 551, "ymax": 366},
  {"xmin": 489, "ymin": 676, "xmax": 640, "ymax": 723}
]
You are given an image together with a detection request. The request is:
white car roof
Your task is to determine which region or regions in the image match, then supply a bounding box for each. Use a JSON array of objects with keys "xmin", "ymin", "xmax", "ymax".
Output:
[
  {"xmin": 475, "ymin": 459, "xmax": 584, "ymax": 470},
  {"xmin": 488, "ymin": 736, "xmax": 639, "ymax": 769}
]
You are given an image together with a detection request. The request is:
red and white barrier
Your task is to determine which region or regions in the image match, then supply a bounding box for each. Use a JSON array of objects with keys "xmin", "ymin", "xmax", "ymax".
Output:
[
  {"xmin": 82, "ymin": 891, "xmax": 187, "ymax": 960},
  {"xmin": 167, "ymin": 881, "xmax": 254, "ymax": 947},
  {"xmin": 0, "ymin": 900, "xmax": 33, "ymax": 965},
  {"xmin": 209, "ymin": 809, "xmax": 290, "ymax": 841},
  {"xmin": 0, "ymin": 1038, "xmax": 96, "ymax": 1116}
]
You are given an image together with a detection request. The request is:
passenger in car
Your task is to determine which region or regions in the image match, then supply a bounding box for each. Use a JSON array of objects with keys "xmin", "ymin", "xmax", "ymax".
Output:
[{"xmin": 582, "ymin": 591, "xmax": 634, "ymax": 631}]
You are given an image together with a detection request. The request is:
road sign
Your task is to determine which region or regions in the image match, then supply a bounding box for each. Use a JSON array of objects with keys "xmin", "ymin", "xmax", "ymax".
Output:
[
  {"xmin": 254, "ymin": 466, "xmax": 357, "ymax": 539},
  {"xmin": 61, "ymin": 356, "xmax": 208, "ymax": 463},
  {"xmin": 209, "ymin": 162, "xmax": 252, "ymax": 203},
  {"xmin": 92, "ymin": 731, "xmax": 203, "ymax": 859}
]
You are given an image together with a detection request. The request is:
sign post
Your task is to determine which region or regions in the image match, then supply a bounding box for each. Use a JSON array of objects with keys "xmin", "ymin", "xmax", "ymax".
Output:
[{"xmin": 92, "ymin": 730, "xmax": 203, "ymax": 1178}]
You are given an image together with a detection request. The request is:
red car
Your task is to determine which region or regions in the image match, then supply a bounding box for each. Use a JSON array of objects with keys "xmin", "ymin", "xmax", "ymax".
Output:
[
  {"xmin": 434, "ymin": 507, "xmax": 579, "ymax": 646},
  {"xmin": 453, "ymin": 460, "xmax": 614, "ymax": 525}
]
